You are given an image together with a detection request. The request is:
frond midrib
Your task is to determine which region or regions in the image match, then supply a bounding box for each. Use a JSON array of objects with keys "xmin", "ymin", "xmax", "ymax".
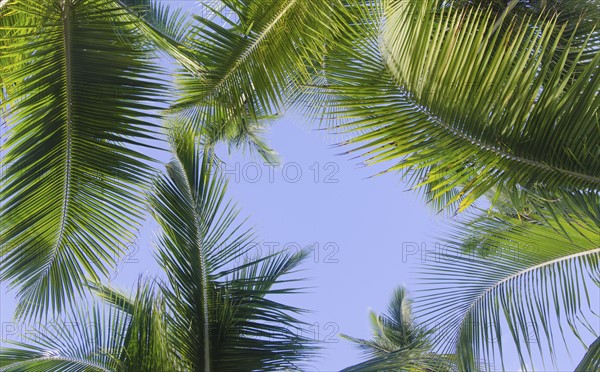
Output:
[
  {"xmin": 0, "ymin": 355, "xmax": 114, "ymax": 372},
  {"xmin": 201, "ymin": 0, "xmax": 299, "ymax": 101},
  {"xmin": 172, "ymin": 153, "xmax": 211, "ymax": 371},
  {"xmin": 456, "ymin": 247, "xmax": 600, "ymax": 343},
  {"xmin": 411, "ymin": 101, "xmax": 600, "ymax": 186},
  {"xmin": 31, "ymin": 0, "xmax": 75, "ymax": 297}
]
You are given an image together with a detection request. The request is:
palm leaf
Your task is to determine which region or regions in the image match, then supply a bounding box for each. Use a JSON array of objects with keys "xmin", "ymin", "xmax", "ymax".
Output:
[
  {"xmin": 92, "ymin": 279, "xmax": 176, "ymax": 371},
  {"xmin": 169, "ymin": 0, "xmax": 364, "ymax": 160},
  {"xmin": 148, "ymin": 128, "xmax": 315, "ymax": 370},
  {"xmin": 417, "ymin": 212, "xmax": 600, "ymax": 370},
  {"xmin": 342, "ymin": 286, "xmax": 456, "ymax": 371},
  {"xmin": 303, "ymin": 0, "xmax": 600, "ymax": 214},
  {"xmin": 575, "ymin": 335, "xmax": 600, "ymax": 372},
  {"xmin": 0, "ymin": 303, "xmax": 128, "ymax": 371},
  {"xmin": 0, "ymin": 0, "xmax": 164, "ymax": 319}
]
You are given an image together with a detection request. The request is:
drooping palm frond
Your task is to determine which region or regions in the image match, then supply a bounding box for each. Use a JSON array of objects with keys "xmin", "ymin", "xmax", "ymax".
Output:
[
  {"xmin": 168, "ymin": 0, "xmax": 365, "ymax": 160},
  {"xmin": 342, "ymin": 286, "xmax": 457, "ymax": 371},
  {"xmin": 0, "ymin": 0, "xmax": 164, "ymax": 319},
  {"xmin": 303, "ymin": 0, "xmax": 600, "ymax": 214},
  {"xmin": 148, "ymin": 129, "xmax": 315, "ymax": 370},
  {"xmin": 417, "ymin": 211, "xmax": 600, "ymax": 371}
]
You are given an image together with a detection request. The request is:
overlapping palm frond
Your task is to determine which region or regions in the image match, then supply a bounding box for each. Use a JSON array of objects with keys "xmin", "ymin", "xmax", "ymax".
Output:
[
  {"xmin": 0, "ymin": 279, "xmax": 173, "ymax": 372},
  {"xmin": 92, "ymin": 280, "xmax": 174, "ymax": 371},
  {"xmin": 115, "ymin": 0, "xmax": 200, "ymax": 71},
  {"xmin": 303, "ymin": 0, "xmax": 600, "ymax": 214},
  {"xmin": 168, "ymin": 0, "xmax": 364, "ymax": 160},
  {"xmin": 148, "ymin": 129, "xmax": 315, "ymax": 370},
  {"xmin": 417, "ymin": 209, "xmax": 600, "ymax": 371},
  {"xmin": 1, "ymin": 129, "xmax": 315, "ymax": 371},
  {"xmin": 0, "ymin": 0, "xmax": 164, "ymax": 319},
  {"xmin": 576, "ymin": 335, "xmax": 600, "ymax": 371},
  {"xmin": 342, "ymin": 287, "xmax": 456, "ymax": 371}
]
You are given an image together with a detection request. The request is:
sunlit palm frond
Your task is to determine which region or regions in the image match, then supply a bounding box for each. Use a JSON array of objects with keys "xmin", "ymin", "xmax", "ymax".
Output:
[
  {"xmin": 305, "ymin": 0, "xmax": 600, "ymax": 214},
  {"xmin": 169, "ymin": 0, "xmax": 365, "ymax": 160},
  {"xmin": 0, "ymin": 0, "xmax": 164, "ymax": 320},
  {"xmin": 417, "ymin": 212, "xmax": 600, "ymax": 371}
]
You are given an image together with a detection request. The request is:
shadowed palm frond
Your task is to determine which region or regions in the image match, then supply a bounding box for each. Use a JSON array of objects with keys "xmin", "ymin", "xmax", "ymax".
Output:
[
  {"xmin": 116, "ymin": 0, "xmax": 200, "ymax": 71},
  {"xmin": 0, "ymin": 304, "xmax": 128, "ymax": 371},
  {"xmin": 0, "ymin": 0, "xmax": 164, "ymax": 320},
  {"xmin": 148, "ymin": 128, "xmax": 315, "ymax": 370},
  {"xmin": 0, "ymin": 278, "xmax": 174, "ymax": 372},
  {"xmin": 575, "ymin": 335, "xmax": 600, "ymax": 372}
]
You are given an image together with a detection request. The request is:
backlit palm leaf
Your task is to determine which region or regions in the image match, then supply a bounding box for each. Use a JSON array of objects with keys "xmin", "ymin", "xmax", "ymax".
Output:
[
  {"xmin": 303, "ymin": 0, "xmax": 600, "ymax": 214},
  {"xmin": 0, "ymin": 0, "xmax": 163, "ymax": 319}
]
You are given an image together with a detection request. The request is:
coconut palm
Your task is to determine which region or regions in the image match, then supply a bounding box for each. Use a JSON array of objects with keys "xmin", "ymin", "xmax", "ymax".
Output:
[
  {"xmin": 0, "ymin": 0, "xmax": 354, "ymax": 320},
  {"xmin": 342, "ymin": 286, "xmax": 456, "ymax": 371},
  {"xmin": 302, "ymin": 0, "xmax": 600, "ymax": 217},
  {"xmin": 0, "ymin": 130, "xmax": 315, "ymax": 371},
  {"xmin": 294, "ymin": 0, "xmax": 599, "ymax": 369}
]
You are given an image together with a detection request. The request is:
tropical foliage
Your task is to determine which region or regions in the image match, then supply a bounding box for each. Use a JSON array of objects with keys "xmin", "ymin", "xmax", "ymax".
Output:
[
  {"xmin": 300, "ymin": 0, "xmax": 600, "ymax": 369},
  {"xmin": 0, "ymin": 132, "xmax": 314, "ymax": 371},
  {"xmin": 342, "ymin": 286, "xmax": 456, "ymax": 371},
  {"xmin": 0, "ymin": 0, "xmax": 598, "ymax": 370}
]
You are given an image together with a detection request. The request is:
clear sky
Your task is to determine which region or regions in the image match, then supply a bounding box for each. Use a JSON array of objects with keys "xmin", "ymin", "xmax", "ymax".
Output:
[{"xmin": 1, "ymin": 1, "xmax": 598, "ymax": 371}]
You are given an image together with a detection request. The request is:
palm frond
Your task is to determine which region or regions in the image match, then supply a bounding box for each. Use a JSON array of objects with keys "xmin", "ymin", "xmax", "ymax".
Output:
[
  {"xmin": 342, "ymin": 286, "xmax": 456, "ymax": 371},
  {"xmin": 0, "ymin": 0, "xmax": 164, "ymax": 319},
  {"xmin": 0, "ymin": 304, "xmax": 128, "ymax": 371},
  {"xmin": 169, "ymin": 0, "xmax": 364, "ymax": 160},
  {"xmin": 116, "ymin": 0, "xmax": 200, "ymax": 71},
  {"xmin": 417, "ymin": 212, "xmax": 600, "ymax": 370},
  {"xmin": 304, "ymin": 0, "xmax": 600, "ymax": 214},
  {"xmin": 148, "ymin": 129, "xmax": 315, "ymax": 370},
  {"xmin": 575, "ymin": 335, "xmax": 600, "ymax": 372},
  {"xmin": 92, "ymin": 279, "xmax": 176, "ymax": 371}
]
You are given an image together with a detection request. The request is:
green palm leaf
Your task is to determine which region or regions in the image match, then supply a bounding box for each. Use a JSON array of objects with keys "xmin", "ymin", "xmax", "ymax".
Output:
[
  {"xmin": 342, "ymin": 286, "xmax": 456, "ymax": 371},
  {"xmin": 169, "ymin": 0, "xmax": 363, "ymax": 160},
  {"xmin": 303, "ymin": 0, "xmax": 600, "ymax": 214},
  {"xmin": 0, "ymin": 0, "xmax": 163, "ymax": 319},
  {"xmin": 575, "ymin": 335, "xmax": 600, "ymax": 372},
  {"xmin": 148, "ymin": 129, "xmax": 315, "ymax": 370},
  {"xmin": 0, "ymin": 304, "xmax": 128, "ymax": 371},
  {"xmin": 417, "ymin": 210, "xmax": 600, "ymax": 370}
]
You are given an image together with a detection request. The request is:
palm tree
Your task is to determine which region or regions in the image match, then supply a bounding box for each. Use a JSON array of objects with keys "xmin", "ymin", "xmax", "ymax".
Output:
[
  {"xmin": 0, "ymin": 130, "xmax": 315, "ymax": 371},
  {"xmin": 342, "ymin": 286, "xmax": 456, "ymax": 371},
  {"xmin": 0, "ymin": 0, "xmax": 353, "ymax": 320},
  {"xmin": 293, "ymin": 0, "xmax": 599, "ymax": 369}
]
